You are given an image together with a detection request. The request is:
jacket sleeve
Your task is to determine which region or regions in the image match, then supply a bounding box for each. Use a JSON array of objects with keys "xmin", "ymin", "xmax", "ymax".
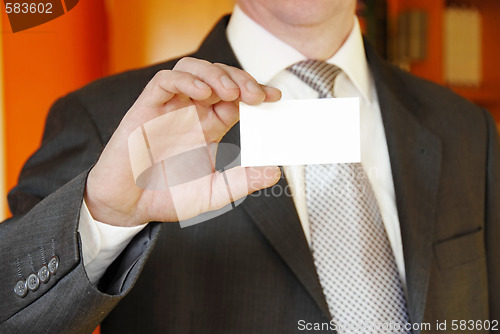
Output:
[
  {"xmin": 484, "ymin": 110, "xmax": 500, "ymax": 323},
  {"xmin": 0, "ymin": 93, "xmax": 159, "ymax": 333}
]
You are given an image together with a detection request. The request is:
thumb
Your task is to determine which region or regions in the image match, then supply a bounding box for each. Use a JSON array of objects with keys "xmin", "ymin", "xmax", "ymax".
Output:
[{"xmin": 221, "ymin": 166, "xmax": 281, "ymax": 203}]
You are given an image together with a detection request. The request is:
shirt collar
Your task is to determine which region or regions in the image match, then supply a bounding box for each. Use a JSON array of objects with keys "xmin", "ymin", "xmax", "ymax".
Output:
[{"xmin": 227, "ymin": 5, "xmax": 373, "ymax": 102}]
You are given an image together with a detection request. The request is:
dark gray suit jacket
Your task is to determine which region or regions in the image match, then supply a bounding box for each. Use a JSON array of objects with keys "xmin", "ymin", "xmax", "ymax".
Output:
[{"xmin": 1, "ymin": 16, "xmax": 499, "ymax": 333}]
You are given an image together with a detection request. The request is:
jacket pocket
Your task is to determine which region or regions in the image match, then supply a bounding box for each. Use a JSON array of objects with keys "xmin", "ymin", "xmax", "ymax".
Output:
[{"xmin": 433, "ymin": 228, "xmax": 485, "ymax": 270}]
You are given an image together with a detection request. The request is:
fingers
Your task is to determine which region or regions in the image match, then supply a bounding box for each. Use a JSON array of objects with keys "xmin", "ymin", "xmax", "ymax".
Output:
[
  {"xmin": 128, "ymin": 58, "xmax": 282, "ymax": 144},
  {"xmin": 174, "ymin": 58, "xmax": 240, "ymax": 102},
  {"xmin": 211, "ymin": 101, "xmax": 239, "ymax": 133},
  {"xmin": 207, "ymin": 85, "xmax": 281, "ymax": 134},
  {"xmin": 139, "ymin": 69, "xmax": 212, "ymax": 108},
  {"xmin": 138, "ymin": 57, "xmax": 281, "ymax": 111},
  {"xmin": 212, "ymin": 62, "xmax": 266, "ymax": 104},
  {"xmin": 174, "ymin": 58, "xmax": 281, "ymax": 105}
]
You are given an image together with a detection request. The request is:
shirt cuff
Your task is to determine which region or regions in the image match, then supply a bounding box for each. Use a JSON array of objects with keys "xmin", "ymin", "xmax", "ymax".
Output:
[{"xmin": 78, "ymin": 200, "xmax": 147, "ymax": 284}]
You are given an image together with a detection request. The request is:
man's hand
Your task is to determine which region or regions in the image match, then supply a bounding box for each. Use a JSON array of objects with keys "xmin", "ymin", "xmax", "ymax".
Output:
[{"xmin": 84, "ymin": 58, "xmax": 281, "ymax": 227}]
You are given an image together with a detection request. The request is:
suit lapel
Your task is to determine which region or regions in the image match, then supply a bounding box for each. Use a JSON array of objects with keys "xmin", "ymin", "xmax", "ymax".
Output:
[
  {"xmin": 366, "ymin": 43, "xmax": 442, "ymax": 326},
  {"xmin": 242, "ymin": 173, "xmax": 332, "ymax": 319},
  {"xmin": 193, "ymin": 16, "xmax": 240, "ymax": 68}
]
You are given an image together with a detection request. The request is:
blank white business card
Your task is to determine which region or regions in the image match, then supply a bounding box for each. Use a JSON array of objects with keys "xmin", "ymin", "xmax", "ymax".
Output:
[{"xmin": 240, "ymin": 98, "xmax": 360, "ymax": 167}]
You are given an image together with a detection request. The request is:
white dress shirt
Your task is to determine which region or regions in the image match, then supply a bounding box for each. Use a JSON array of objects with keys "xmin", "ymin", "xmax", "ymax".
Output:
[
  {"xmin": 78, "ymin": 201, "xmax": 146, "ymax": 283},
  {"xmin": 78, "ymin": 5, "xmax": 407, "ymax": 289}
]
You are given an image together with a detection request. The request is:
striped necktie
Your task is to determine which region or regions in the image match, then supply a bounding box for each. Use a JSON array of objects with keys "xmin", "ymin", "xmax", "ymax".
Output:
[{"xmin": 288, "ymin": 60, "xmax": 411, "ymax": 333}]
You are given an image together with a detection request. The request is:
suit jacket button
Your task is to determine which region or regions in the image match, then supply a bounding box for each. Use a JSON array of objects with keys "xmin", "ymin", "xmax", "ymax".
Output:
[
  {"xmin": 48, "ymin": 256, "xmax": 59, "ymax": 275},
  {"xmin": 14, "ymin": 280, "xmax": 28, "ymax": 297},
  {"xmin": 38, "ymin": 265, "xmax": 50, "ymax": 283},
  {"xmin": 27, "ymin": 273, "xmax": 40, "ymax": 291}
]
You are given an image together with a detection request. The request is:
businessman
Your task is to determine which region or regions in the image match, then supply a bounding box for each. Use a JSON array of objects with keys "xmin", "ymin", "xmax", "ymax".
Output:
[{"xmin": 1, "ymin": 0, "xmax": 498, "ymax": 333}]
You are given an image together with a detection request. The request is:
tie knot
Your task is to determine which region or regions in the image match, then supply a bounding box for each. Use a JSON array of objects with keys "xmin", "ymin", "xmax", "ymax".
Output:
[{"xmin": 287, "ymin": 60, "xmax": 341, "ymax": 98}]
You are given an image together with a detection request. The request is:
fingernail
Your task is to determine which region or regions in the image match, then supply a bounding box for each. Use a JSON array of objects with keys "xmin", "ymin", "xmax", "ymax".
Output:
[
  {"xmin": 246, "ymin": 81, "xmax": 262, "ymax": 93},
  {"xmin": 263, "ymin": 86, "xmax": 282, "ymax": 98},
  {"xmin": 194, "ymin": 79, "xmax": 209, "ymax": 90},
  {"xmin": 221, "ymin": 75, "xmax": 238, "ymax": 89}
]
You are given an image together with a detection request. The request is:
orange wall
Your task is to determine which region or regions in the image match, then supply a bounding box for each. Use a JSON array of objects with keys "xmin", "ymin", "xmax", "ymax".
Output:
[
  {"xmin": 2, "ymin": 0, "xmax": 108, "ymax": 198},
  {"xmin": 107, "ymin": 0, "xmax": 235, "ymax": 74},
  {"xmin": 387, "ymin": 0, "xmax": 500, "ymax": 124},
  {"xmin": 387, "ymin": 0, "xmax": 445, "ymax": 84}
]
